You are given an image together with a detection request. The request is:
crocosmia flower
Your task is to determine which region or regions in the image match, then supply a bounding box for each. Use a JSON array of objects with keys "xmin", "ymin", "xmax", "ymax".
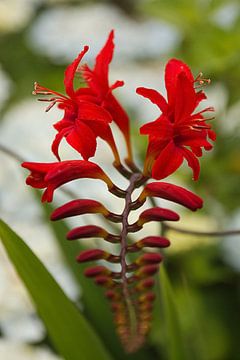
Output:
[
  {"xmin": 137, "ymin": 59, "xmax": 216, "ymax": 180},
  {"xmin": 34, "ymin": 45, "xmax": 121, "ymax": 164}
]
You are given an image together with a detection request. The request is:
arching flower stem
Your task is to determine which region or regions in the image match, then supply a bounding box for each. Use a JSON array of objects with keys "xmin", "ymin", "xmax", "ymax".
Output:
[{"xmin": 119, "ymin": 172, "xmax": 143, "ymax": 350}]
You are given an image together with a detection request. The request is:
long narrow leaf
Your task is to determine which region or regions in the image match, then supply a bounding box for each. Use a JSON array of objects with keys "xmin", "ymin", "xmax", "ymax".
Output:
[
  {"xmin": 0, "ymin": 219, "xmax": 112, "ymax": 360},
  {"xmin": 159, "ymin": 266, "xmax": 187, "ymax": 360}
]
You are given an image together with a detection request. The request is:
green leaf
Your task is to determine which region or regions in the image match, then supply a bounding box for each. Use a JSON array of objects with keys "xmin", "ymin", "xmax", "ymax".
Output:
[
  {"xmin": 0, "ymin": 219, "xmax": 112, "ymax": 360},
  {"xmin": 158, "ymin": 266, "xmax": 187, "ymax": 360}
]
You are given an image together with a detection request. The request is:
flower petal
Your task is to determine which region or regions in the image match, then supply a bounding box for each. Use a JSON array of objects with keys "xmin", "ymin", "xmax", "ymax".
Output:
[
  {"xmin": 140, "ymin": 116, "xmax": 173, "ymax": 139},
  {"xmin": 78, "ymin": 101, "xmax": 112, "ymax": 123},
  {"xmin": 51, "ymin": 127, "xmax": 72, "ymax": 161},
  {"xmin": 180, "ymin": 147, "xmax": 200, "ymax": 181},
  {"xmin": 104, "ymin": 92, "xmax": 130, "ymax": 138},
  {"xmin": 85, "ymin": 119, "xmax": 119, "ymax": 162},
  {"xmin": 64, "ymin": 46, "xmax": 89, "ymax": 97},
  {"xmin": 174, "ymin": 72, "xmax": 197, "ymax": 122},
  {"xmin": 66, "ymin": 122, "xmax": 97, "ymax": 160},
  {"xmin": 165, "ymin": 58, "xmax": 194, "ymax": 106},
  {"xmin": 136, "ymin": 87, "xmax": 168, "ymax": 113},
  {"xmin": 94, "ymin": 30, "xmax": 114, "ymax": 89},
  {"xmin": 151, "ymin": 141, "xmax": 184, "ymax": 180}
]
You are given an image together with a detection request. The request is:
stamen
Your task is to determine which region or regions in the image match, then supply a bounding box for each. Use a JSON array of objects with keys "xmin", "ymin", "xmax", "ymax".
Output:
[{"xmin": 194, "ymin": 72, "xmax": 211, "ymax": 88}]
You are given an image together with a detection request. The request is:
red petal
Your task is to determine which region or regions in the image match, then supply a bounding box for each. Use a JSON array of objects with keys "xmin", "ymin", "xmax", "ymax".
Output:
[
  {"xmin": 152, "ymin": 141, "xmax": 184, "ymax": 180},
  {"xmin": 22, "ymin": 161, "xmax": 55, "ymax": 174},
  {"xmin": 165, "ymin": 58, "xmax": 194, "ymax": 106},
  {"xmin": 208, "ymin": 129, "xmax": 216, "ymax": 141},
  {"xmin": 85, "ymin": 119, "xmax": 119, "ymax": 160},
  {"xmin": 94, "ymin": 30, "xmax": 114, "ymax": 89},
  {"xmin": 180, "ymin": 147, "xmax": 200, "ymax": 181},
  {"xmin": 136, "ymin": 87, "xmax": 168, "ymax": 113},
  {"xmin": 64, "ymin": 46, "xmax": 89, "ymax": 98},
  {"xmin": 53, "ymin": 116, "xmax": 75, "ymax": 132},
  {"xmin": 78, "ymin": 101, "xmax": 112, "ymax": 123},
  {"xmin": 51, "ymin": 127, "xmax": 72, "ymax": 161},
  {"xmin": 66, "ymin": 122, "xmax": 97, "ymax": 160},
  {"xmin": 174, "ymin": 72, "xmax": 197, "ymax": 122},
  {"xmin": 140, "ymin": 116, "xmax": 173, "ymax": 139},
  {"xmin": 104, "ymin": 92, "xmax": 130, "ymax": 139}
]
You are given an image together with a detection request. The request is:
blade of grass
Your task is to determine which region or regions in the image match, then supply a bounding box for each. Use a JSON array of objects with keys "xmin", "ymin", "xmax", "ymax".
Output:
[{"xmin": 158, "ymin": 266, "xmax": 187, "ymax": 360}]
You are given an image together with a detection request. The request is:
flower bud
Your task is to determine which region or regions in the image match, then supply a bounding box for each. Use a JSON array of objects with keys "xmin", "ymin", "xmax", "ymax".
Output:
[
  {"xmin": 137, "ymin": 207, "xmax": 179, "ymax": 226},
  {"xmin": 139, "ymin": 182, "xmax": 203, "ymax": 211},
  {"xmin": 84, "ymin": 265, "xmax": 110, "ymax": 277},
  {"xmin": 128, "ymin": 236, "xmax": 170, "ymax": 252},
  {"xmin": 136, "ymin": 253, "xmax": 163, "ymax": 265},
  {"xmin": 67, "ymin": 225, "xmax": 108, "ymax": 240},
  {"xmin": 136, "ymin": 264, "xmax": 159, "ymax": 278},
  {"xmin": 138, "ymin": 292, "xmax": 156, "ymax": 303},
  {"xmin": 51, "ymin": 199, "xmax": 109, "ymax": 221},
  {"xmin": 76, "ymin": 249, "xmax": 120, "ymax": 263},
  {"xmin": 94, "ymin": 275, "xmax": 115, "ymax": 288},
  {"xmin": 136, "ymin": 277, "xmax": 155, "ymax": 291}
]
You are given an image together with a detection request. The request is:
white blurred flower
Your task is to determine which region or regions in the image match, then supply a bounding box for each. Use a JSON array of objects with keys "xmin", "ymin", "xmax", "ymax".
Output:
[
  {"xmin": 0, "ymin": 0, "xmax": 37, "ymax": 33},
  {"xmin": 0, "ymin": 66, "xmax": 12, "ymax": 110},
  {"xmin": 211, "ymin": 2, "xmax": 240, "ymax": 30},
  {"xmin": 27, "ymin": 4, "xmax": 181, "ymax": 64},
  {"xmin": 221, "ymin": 210, "xmax": 240, "ymax": 271},
  {"xmin": 0, "ymin": 340, "xmax": 61, "ymax": 360}
]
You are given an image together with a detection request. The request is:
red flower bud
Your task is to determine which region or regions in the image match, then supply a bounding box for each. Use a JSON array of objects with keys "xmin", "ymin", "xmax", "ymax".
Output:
[
  {"xmin": 136, "ymin": 277, "xmax": 155, "ymax": 291},
  {"xmin": 136, "ymin": 236, "xmax": 171, "ymax": 249},
  {"xmin": 76, "ymin": 249, "xmax": 107, "ymax": 262},
  {"xmin": 138, "ymin": 207, "xmax": 179, "ymax": 226},
  {"xmin": 67, "ymin": 225, "xmax": 108, "ymax": 240},
  {"xmin": 94, "ymin": 275, "xmax": 115, "ymax": 287},
  {"xmin": 51, "ymin": 199, "xmax": 109, "ymax": 221},
  {"xmin": 138, "ymin": 292, "xmax": 156, "ymax": 303},
  {"xmin": 22, "ymin": 160, "xmax": 114, "ymax": 202},
  {"xmin": 76, "ymin": 249, "xmax": 120, "ymax": 263},
  {"xmin": 105, "ymin": 290, "xmax": 120, "ymax": 300},
  {"xmin": 136, "ymin": 253, "xmax": 163, "ymax": 265},
  {"xmin": 84, "ymin": 265, "xmax": 110, "ymax": 277},
  {"xmin": 139, "ymin": 182, "xmax": 203, "ymax": 211},
  {"xmin": 136, "ymin": 264, "xmax": 159, "ymax": 277}
]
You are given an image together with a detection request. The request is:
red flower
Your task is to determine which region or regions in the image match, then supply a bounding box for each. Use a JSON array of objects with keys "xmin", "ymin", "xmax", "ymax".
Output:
[
  {"xmin": 80, "ymin": 30, "xmax": 132, "ymax": 161},
  {"xmin": 21, "ymin": 160, "xmax": 114, "ymax": 202},
  {"xmin": 137, "ymin": 59, "xmax": 216, "ymax": 180},
  {"xmin": 34, "ymin": 46, "xmax": 120, "ymax": 164}
]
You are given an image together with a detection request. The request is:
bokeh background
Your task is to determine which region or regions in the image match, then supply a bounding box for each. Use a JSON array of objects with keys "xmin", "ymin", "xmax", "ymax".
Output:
[{"xmin": 0, "ymin": 0, "xmax": 240, "ymax": 359}]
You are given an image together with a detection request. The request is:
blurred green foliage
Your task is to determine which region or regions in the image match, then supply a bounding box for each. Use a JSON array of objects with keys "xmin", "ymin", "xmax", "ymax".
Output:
[{"xmin": 0, "ymin": 0, "xmax": 240, "ymax": 359}]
